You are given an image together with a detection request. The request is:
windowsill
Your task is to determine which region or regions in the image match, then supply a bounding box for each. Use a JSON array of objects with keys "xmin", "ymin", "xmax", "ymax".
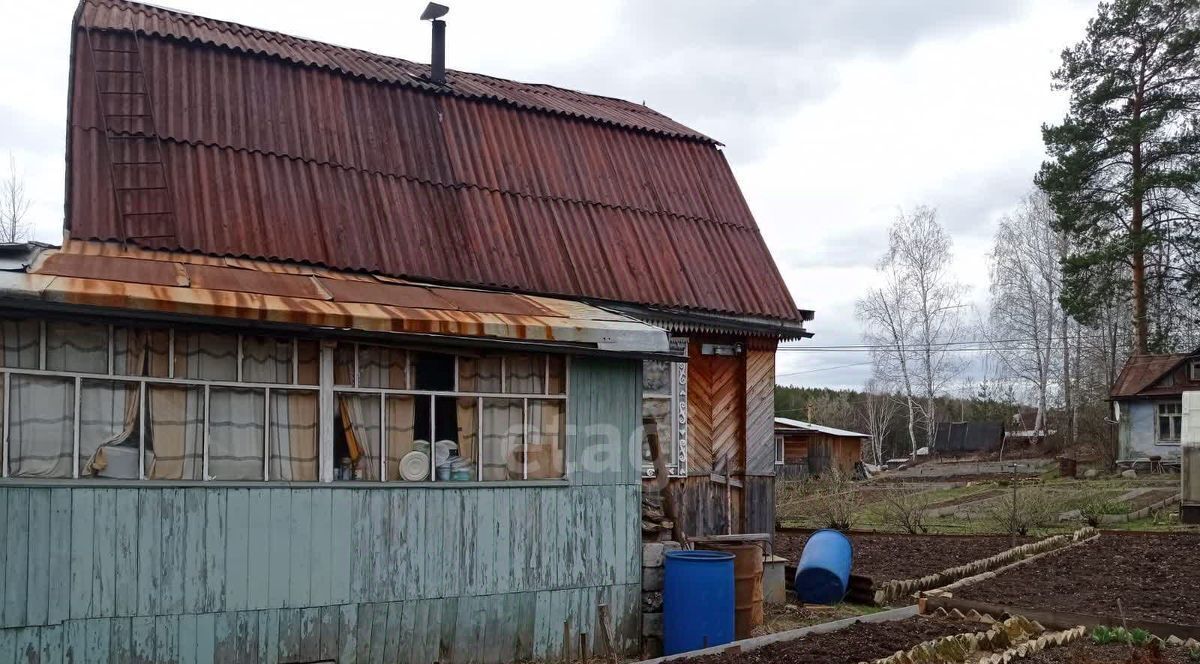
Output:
[
  {"xmin": 1155, "ymin": 441, "xmax": 1182, "ymax": 447},
  {"xmin": 0, "ymin": 477, "xmax": 572, "ymax": 489}
]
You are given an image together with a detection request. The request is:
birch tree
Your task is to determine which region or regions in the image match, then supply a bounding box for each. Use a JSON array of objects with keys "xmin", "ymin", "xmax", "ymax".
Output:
[
  {"xmin": 1, "ymin": 154, "xmax": 32, "ymax": 244},
  {"xmin": 860, "ymin": 380, "xmax": 897, "ymax": 465},
  {"xmin": 987, "ymin": 193, "xmax": 1063, "ymax": 441},
  {"xmin": 858, "ymin": 207, "xmax": 966, "ymax": 456}
]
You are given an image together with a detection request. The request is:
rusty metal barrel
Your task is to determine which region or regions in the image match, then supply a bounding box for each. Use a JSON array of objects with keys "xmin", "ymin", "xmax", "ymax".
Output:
[{"xmin": 695, "ymin": 542, "xmax": 763, "ymax": 639}]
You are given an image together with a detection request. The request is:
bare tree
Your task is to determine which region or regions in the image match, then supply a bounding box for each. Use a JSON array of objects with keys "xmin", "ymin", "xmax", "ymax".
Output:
[
  {"xmin": 859, "ymin": 207, "xmax": 966, "ymax": 457},
  {"xmin": 860, "ymin": 380, "xmax": 896, "ymax": 465},
  {"xmin": 987, "ymin": 193, "xmax": 1062, "ymax": 443},
  {"xmin": 1, "ymin": 154, "xmax": 32, "ymax": 244}
]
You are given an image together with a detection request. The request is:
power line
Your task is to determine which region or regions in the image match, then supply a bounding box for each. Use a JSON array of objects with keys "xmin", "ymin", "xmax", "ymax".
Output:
[
  {"xmin": 775, "ymin": 361, "xmax": 874, "ymax": 378},
  {"xmin": 778, "ymin": 332, "xmax": 1120, "ymax": 353}
]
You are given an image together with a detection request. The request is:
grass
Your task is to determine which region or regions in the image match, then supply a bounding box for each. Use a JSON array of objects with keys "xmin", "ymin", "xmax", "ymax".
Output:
[{"xmin": 755, "ymin": 603, "xmax": 886, "ymax": 635}]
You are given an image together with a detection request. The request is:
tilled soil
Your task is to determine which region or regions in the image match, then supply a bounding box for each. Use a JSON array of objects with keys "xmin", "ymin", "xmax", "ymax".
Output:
[
  {"xmin": 684, "ymin": 616, "xmax": 975, "ymax": 664},
  {"xmin": 1021, "ymin": 641, "xmax": 1194, "ymax": 663},
  {"xmin": 958, "ymin": 533, "xmax": 1200, "ymax": 625},
  {"xmin": 775, "ymin": 532, "xmax": 1031, "ymax": 583},
  {"xmin": 1123, "ymin": 488, "xmax": 1180, "ymax": 512}
]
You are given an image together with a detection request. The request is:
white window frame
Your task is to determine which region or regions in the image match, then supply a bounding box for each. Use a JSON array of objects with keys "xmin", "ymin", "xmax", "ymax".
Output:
[
  {"xmin": 642, "ymin": 337, "xmax": 688, "ymax": 479},
  {"xmin": 1156, "ymin": 400, "xmax": 1183, "ymax": 445},
  {"xmin": 0, "ymin": 318, "xmax": 570, "ymax": 484},
  {"xmin": 1190, "ymin": 359, "xmax": 1200, "ymax": 382},
  {"xmin": 775, "ymin": 434, "xmax": 785, "ymax": 465}
]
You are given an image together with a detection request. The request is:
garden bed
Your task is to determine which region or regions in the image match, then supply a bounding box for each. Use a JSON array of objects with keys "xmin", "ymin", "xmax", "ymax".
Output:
[
  {"xmin": 956, "ymin": 533, "xmax": 1200, "ymax": 625},
  {"xmin": 682, "ymin": 616, "xmax": 975, "ymax": 664},
  {"xmin": 1020, "ymin": 640, "xmax": 1197, "ymax": 663},
  {"xmin": 775, "ymin": 531, "xmax": 1031, "ymax": 583},
  {"xmin": 1124, "ymin": 488, "xmax": 1180, "ymax": 512}
]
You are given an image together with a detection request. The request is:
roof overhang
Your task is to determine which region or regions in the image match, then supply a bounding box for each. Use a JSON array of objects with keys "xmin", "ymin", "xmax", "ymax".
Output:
[
  {"xmin": 0, "ymin": 241, "xmax": 678, "ymax": 360},
  {"xmin": 604, "ymin": 303, "xmax": 813, "ymax": 340}
]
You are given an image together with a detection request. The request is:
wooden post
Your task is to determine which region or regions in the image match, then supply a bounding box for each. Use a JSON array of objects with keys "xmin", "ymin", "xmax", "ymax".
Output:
[
  {"xmin": 597, "ymin": 603, "xmax": 617, "ymax": 663},
  {"xmin": 646, "ymin": 415, "xmax": 686, "ymax": 545},
  {"xmin": 562, "ymin": 619, "xmax": 571, "ymax": 664},
  {"xmin": 578, "ymin": 632, "xmax": 589, "ymax": 664}
]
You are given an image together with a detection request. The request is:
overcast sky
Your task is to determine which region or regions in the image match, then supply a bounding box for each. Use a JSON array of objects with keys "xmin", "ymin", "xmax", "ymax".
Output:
[{"xmin": 0, "ymin": 0, "xmax": 1098, "ymax": 391}]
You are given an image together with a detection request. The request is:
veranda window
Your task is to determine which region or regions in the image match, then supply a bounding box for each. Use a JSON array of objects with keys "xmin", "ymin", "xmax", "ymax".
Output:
[{"xmin": 1157, "ymin": 401, "xmax": 1183, "ymax": 444}]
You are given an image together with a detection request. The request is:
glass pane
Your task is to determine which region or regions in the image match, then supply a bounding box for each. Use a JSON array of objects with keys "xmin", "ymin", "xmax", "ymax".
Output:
[
  {"xmin": 174, "ymin": 331, "xmax": 237, "ymax": 381},
  {"xmin": 527, "ymin": 400, "xmax": 565, "ymax": 479},
  {"xmin": 360, "ymin": 345, "xmax": 408, "ymax": 389},
  {"xmin": 113, "ymin": 328, "xmax": 170, "ymax": 378},
  {"xmin": 242, "ymin": 337, "xmax": 293, "ymax": 384},
  {"xmin": 449, "ymin": 397, "xmax": 478, "ymax": 481},
  {"xmin": 209, "ymin": 387, "xmax": 266, "ymax": 480},
  {"xmin": 8, "ymin": 375, "xmax": 74, "ymax": 478},
  {"xmin": 547, "ymin": 355, "xmax": 567, "ymax": 395},
  {"xmin": 46, "ymin": 321, "xmax": 108, "ymax": 374},
  {"xmin": 642, "ymin": 398, "xmax": 671, "ymax": 465},
  {"xmin": 643, "ymin": 360, "xmax": 671, "ymax": 395},
  {"xmin": 1, "ymin": 319, "xmax": 39, "ymax": 369},
  {"xmin": 411, "ymin": 352, "xmax": 455, "ymax": 391},
  {"xmin": 504, "ymin": 354, "xmax": 545, "ymax": 394},
  {"xmin": 458, "ymin": 356, "xmax": 502, "ymax": 393},
  {"xmin": 336, "ymin": 394, "xmax": 381, "ymax": 481},
  {"xmin": 385, "ymin": 395, "xmax": 419, "ymax": 481},
  {"xmin": 481, "ymin": 397, "xmax": 523, "ymax": 480},
  {"xmin": 333, "ymin": 343, "xmax": 354, "ymax": 386},
  {"xmin": 79, "ymin": 380, "xmax": 139, "ymax": 478},
  {"xmin": 270, "ymin": 391, "xmax": 318, "ymax": 481},
  {"xmin": 296, "ymin": 340, "xmax": 320, "ymax": 386},
  {"xmin": 147, "ymin": 385, "xmax": 204, "ymax": 480}
]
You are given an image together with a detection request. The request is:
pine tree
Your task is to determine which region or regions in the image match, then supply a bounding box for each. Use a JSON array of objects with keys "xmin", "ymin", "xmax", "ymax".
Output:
[{"xmin": 1037, "ymin": 0, "xmax": 1200, "ymax": 354}]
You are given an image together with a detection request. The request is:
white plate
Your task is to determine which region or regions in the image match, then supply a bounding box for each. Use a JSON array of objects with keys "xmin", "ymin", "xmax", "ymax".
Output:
[{"xmin": 399, "ymin": 451, "xmax": 430, "ymax": 481}]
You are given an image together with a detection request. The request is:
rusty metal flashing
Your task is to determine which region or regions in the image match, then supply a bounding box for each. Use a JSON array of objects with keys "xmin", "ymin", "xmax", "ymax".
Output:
[
  {"xmin": 604, "ymin": 302, "xmax": 813, "ymax": 340},
  {"xmin": 0, "ymin": 242, "xmax": 672, "ymax": 358}
]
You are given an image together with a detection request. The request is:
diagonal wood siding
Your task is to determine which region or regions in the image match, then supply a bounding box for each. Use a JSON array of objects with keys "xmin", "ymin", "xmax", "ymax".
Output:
[
  {"xmin": 709, "ymin": 355, "xmax": 744, "ymax": 474},
  {"xmin": 744, "ymin": 348, "xmax": 777, "ymax": 477},
  {"xmin": 686, "ymin": 346, "xmax": 715, "ymax": 475}
]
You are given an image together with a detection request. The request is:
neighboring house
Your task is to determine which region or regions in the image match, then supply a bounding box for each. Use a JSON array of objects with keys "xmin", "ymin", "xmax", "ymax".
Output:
[
  {"xmin": 1111, "ymin": 351, "xmax": 1200, "ymax": 462},
  {"xmin": 0, "ymin": 0, "xmax": 806, "ymax": 660},
  {"xmin": 934, "ymin": 421, "xmax": 1005, "ymax": 455},
  {"xmin": 773, "ymin": 417, "xmax": 867, "ymax": 479}
]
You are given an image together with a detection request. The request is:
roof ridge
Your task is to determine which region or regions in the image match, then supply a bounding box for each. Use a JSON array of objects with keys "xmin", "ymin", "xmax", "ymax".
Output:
[
  {"xmin": 81, "ymin": 126, "xmax": 758, "ymax": 232},
  {"xmin": 78, "ymin": 0, "xmax": 717, "ymax": 143}
]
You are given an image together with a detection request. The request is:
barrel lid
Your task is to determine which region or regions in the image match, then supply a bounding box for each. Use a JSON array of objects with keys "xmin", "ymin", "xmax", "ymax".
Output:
[{"xmin": 666, "ymin": 550, "xmax": 735, "ymax": 562}]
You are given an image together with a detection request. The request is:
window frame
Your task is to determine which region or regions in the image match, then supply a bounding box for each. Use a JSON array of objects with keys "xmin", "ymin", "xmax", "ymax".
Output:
[
  {"xmin": 642, "ymin": 337, "xmax": 688, "ymax": 479},
  {"xmin": 1156, "ymin": 400, "xmax": 1183, "ymax": 445},
  {"xmin": 1190, "ymin": 359, "xmax": 1200, "ymax": 382},
  {"xmin": 0, "ymin": 318, "xmax": 570, "ymax": 485},
  {"xmin": 775, "ymin": 434, "xmax": 786, "ymax": 465}
]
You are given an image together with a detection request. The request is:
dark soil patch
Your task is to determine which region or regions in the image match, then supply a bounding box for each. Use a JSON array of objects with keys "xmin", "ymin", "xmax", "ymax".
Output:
[
  {"xmin": 1021, "ymin": 641, "xmax": 1194, "ymax": 664},
  {"xmin": 958, "ymin": 533, "xmax": 1200, "ymax": 625},
  {"xmin": 775, "ymin": 532, "xmax": 1031, "ymax": 584},
  {"xmin": 685, "ymin": 616, "xmax": 974, "ymax": 664}
]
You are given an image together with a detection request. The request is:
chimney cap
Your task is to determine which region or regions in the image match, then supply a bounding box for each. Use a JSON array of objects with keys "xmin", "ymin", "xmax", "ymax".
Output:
[{"xmin": 420, "ymin": 2, "xmax": 449, "ymax": 21}]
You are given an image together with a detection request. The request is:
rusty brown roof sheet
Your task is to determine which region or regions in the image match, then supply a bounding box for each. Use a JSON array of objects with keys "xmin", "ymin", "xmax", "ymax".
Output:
[
  {"xmin": 6, "ymin": 240, "xmax": 669, "ymax": 353},
  {"xmin": 1111, "ymin": 353, "xmax": 1191, "ymax": 399},
  {"xmin": 65, "ymin": 0, "xmax": 803, "ymax": 324}
]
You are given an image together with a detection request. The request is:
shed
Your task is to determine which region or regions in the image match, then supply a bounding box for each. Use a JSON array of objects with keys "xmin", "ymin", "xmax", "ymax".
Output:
[
  {"xmin": 773, "ymin": 418, "xmax": 868, "ymax": 479},
  {"xmin": 0, "ymin": 0, "xmax": 807, "ymax": 659}
]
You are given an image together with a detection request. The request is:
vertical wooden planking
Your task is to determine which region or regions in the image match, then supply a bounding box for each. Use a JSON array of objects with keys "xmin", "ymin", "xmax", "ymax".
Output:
[
  {"xmin": 2, "ymin": 489, "xmax": 27, "ymax": 628},
  {"xmin": 40, "ymin": 623, "xmax": 63, "ymax": 663},
  {"xmin": 90, "ymin": 491, "xmax": 117, "ymax": 619},
  {"xmin": 403, "ymin": 491, "xmax": 425, "ymax": 602},
  {"xmin": 337, "ymin": 604, "xmax": 357, "ymax": 664},
  {"xmin": 298, "ymin": 606, "xmax": 320, "ymax": 661},
  {"xmin": 387, "ymin": 490, "xmax": 408, "ymax": 603},
  {"xmin": 13, "ymin": 626, "xmax": 38, "ymax": 664},
  {"xmin": 194, "ymin": 612, "xmax": 216, "ymax": 664},
  {"xmin": 130, "ymin": 616, "xmax": 155, "ymax": 664},
  {"xmin": 393, "ymin": 600, "xmax": 415, "ymax": 664},
  {"xmin": 134, "ymin": 489, "xmax": 160, "ymax": 619},
  {"xmin": 288, "ymin": 491, "xmax": 313, "ymax": 609},
  {"xmin": 85, "ymin": 617, "xmax": 111, "ymax": 664},
  {"xmin": 514, "ymin": 591, "xmax": 536, "ymax": 662},
  {"xmin": 317, "ymin": 604, "xmax": 340, "ymax": 662},
  {"xmin": 0, "ymin": 626, "xmax": 12, "ymax": 664},
  {"xmin": 109, "ymin": 616, "xmax": 132, "ymax": 663},
  {"xmin": 224, "ymin": 489, "xmax": 250, "ymax": 612},
  {"xmin": 113, "ymin": 490, "xmax": 139, "ymax": 618},
  {"xmin": 25, "ymin": 489, "xmax": 51, "ymax": 627},
  {"xmin": 245, "ymin": 489, "xmax": 270, "ymax": 611},
  {"xmin": 63, "ymin": 617, "xmax": 86, "ymax": 662},
  {"xmin": 381, "ymin": 601, "xmax": 402, "ymax": 663},
  {"xmin": 213, "ymin": 611, "xmax": 236, "ymax": 664},
  {"xmin": 439, "ymin": 491, "xmax": 463, "ymax": 598},
  {"xmin": 261, "ymin": 608, "xmax": 280, "ymax": 664},
  {"xmin": 366, "ymin": 601, "xmax": 388, "ymax": 664},
  {"xmin": 203, "ymin": 490, "xmax": 227, "ymax": 613},
  {"xmin": 328, "ymin": 490, "xmax": 353, "ymax": 605},
  {"xmin": 266, "ymin": 489, "xmax": 291, "ymax": 609},
  {"xmin": 176, "ymin": 613, "xmax": 197, "ymax": 664},
  {"xmin": 0, "ymin": 491, "xmax": 8, "ymax": 629},
  {"xmin": 436, "ymin": 597, "xmax": 459, "ymax": 664},
  {"xmin": 421, "ymin": 490, "xmax": 444, "ymax": 599},
  {"xmin": 308, "ymin": 490, "xmax": 333, "ymax": 607},
  {"xmin": 531, "ymin": 590, "xmax": 552, "ymax": 660},
  {"xmin": 156, "ymin": 614, "xmax": 180, "ymax": 664},
  {"xmin": 68, "ymin": 489, "xmax": 93, "ymax": 621},
  {"xmin": 348, "ymin": 491, "xmax": 371, "ymax": 604},
  {"xmin": 159, "ymin": 489, "xmax": 187, "ymax": 616},
  {"xmin": 181, "ymin": 490, "xmax": 206, "ymax": 614},
  {"xmin": 353, "ymin": 603, "xmax": 374, "ymax": 664}
]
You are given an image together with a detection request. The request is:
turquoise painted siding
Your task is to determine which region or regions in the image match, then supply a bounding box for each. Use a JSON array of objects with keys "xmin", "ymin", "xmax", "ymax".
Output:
[
  {"xmin": 1120, "ymin": 400, "xmax": 1184, "ymax": 461},
  {"xmin": 0, "ymin": 357, "xmax": 642, "ymax": 663}
]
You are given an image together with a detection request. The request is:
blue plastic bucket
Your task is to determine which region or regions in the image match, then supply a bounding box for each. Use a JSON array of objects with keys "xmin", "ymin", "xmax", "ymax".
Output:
[
  {"xmin": 793, "ymin": 529, "xmax": 853, "ymax": 604},
  {"xmin": 663, "ymin": 550, "xmax": 735, "ymax": 655}
]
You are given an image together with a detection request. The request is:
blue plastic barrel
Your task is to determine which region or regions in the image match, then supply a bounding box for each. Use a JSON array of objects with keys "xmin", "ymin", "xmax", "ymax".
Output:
[
  {"xmin": 793, "ymin": 529, "xmax": 853, "ymax": 604},
  {"xmin": 663, "ymin": 550, "xmax": 735, "ymax": 655}
]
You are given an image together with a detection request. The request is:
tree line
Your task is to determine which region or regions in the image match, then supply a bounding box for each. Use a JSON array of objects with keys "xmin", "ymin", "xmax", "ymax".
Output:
[{"xmin": 792, "ymin": 0, "xmax": 1200, "ymax": 466}]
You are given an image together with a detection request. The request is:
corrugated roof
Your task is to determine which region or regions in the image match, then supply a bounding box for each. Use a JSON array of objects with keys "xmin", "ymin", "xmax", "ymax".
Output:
[
  {"xmin": 1111, "ymin": 353, "xmax": 1193, "ymax": 399},
  {"xmin": 0, "ymin": 240, "xmax": 670, "ymax": 354},
  {"xmin": 774, "ymin": 417, "xmax": 870, "ymax": 439},
  {"xmin": 65, "ymin": 0, "xmax": 802, "ymax": 324}
]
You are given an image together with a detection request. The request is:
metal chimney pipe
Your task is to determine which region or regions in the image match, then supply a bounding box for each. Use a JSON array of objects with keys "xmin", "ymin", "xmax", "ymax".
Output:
[{"xmin": 431, "ymin": 19, "xmax": 446, "ymax": 84}]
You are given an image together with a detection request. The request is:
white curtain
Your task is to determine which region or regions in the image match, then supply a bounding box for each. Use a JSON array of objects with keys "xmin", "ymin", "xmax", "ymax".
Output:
[
  {"xmin": 2, "ymin": 319, "xmax": 39, "ymax": 369},
  {"xmin": 242, "ymin": 336, "xmax": 292, "ymax": 384},
  {"xmin": 45, "ymin": 322, "xmax": 108, "ymax": 374},
  {"xmin": 359, "ymin": 346, "xmax": 407, "ymax": 389},
  {"xmin": 384, "ymin": 395, "xmax": 416, "ymax": 480},
  {"xmin": 8, "ymin": 375, "xmax": 74, "ymax": 478},
  {"xmin": 481, "ymin": 397, "xmax": 523, "ymax": 480},
  {"xmin": 338, "ymin": 394, "xmax": 381, "ymax": 480},
  {"xmin": 504, "ymin": 354, "xmax": 544, "ymax": 394},
  {"xmin": 174, "ymin": 331, "xmax": 237, "ymax": 381},
  {"xmin": 459, "ymin": 356, "xmax": 501, "ymax": 392},
  {"xmin": 454, "ymin": 397, "xmax": 478, "ymax": 480},
  {"xmin": 208, "ymin": 387, "xmax": 265, "ymax": 480},
  {"xmin": 269, "ymin": 391, "xmax": 319, "ymax": 481},
  {"xmin": 527, "ymin": 400, "xmax": 564, "ymax": 479}
]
